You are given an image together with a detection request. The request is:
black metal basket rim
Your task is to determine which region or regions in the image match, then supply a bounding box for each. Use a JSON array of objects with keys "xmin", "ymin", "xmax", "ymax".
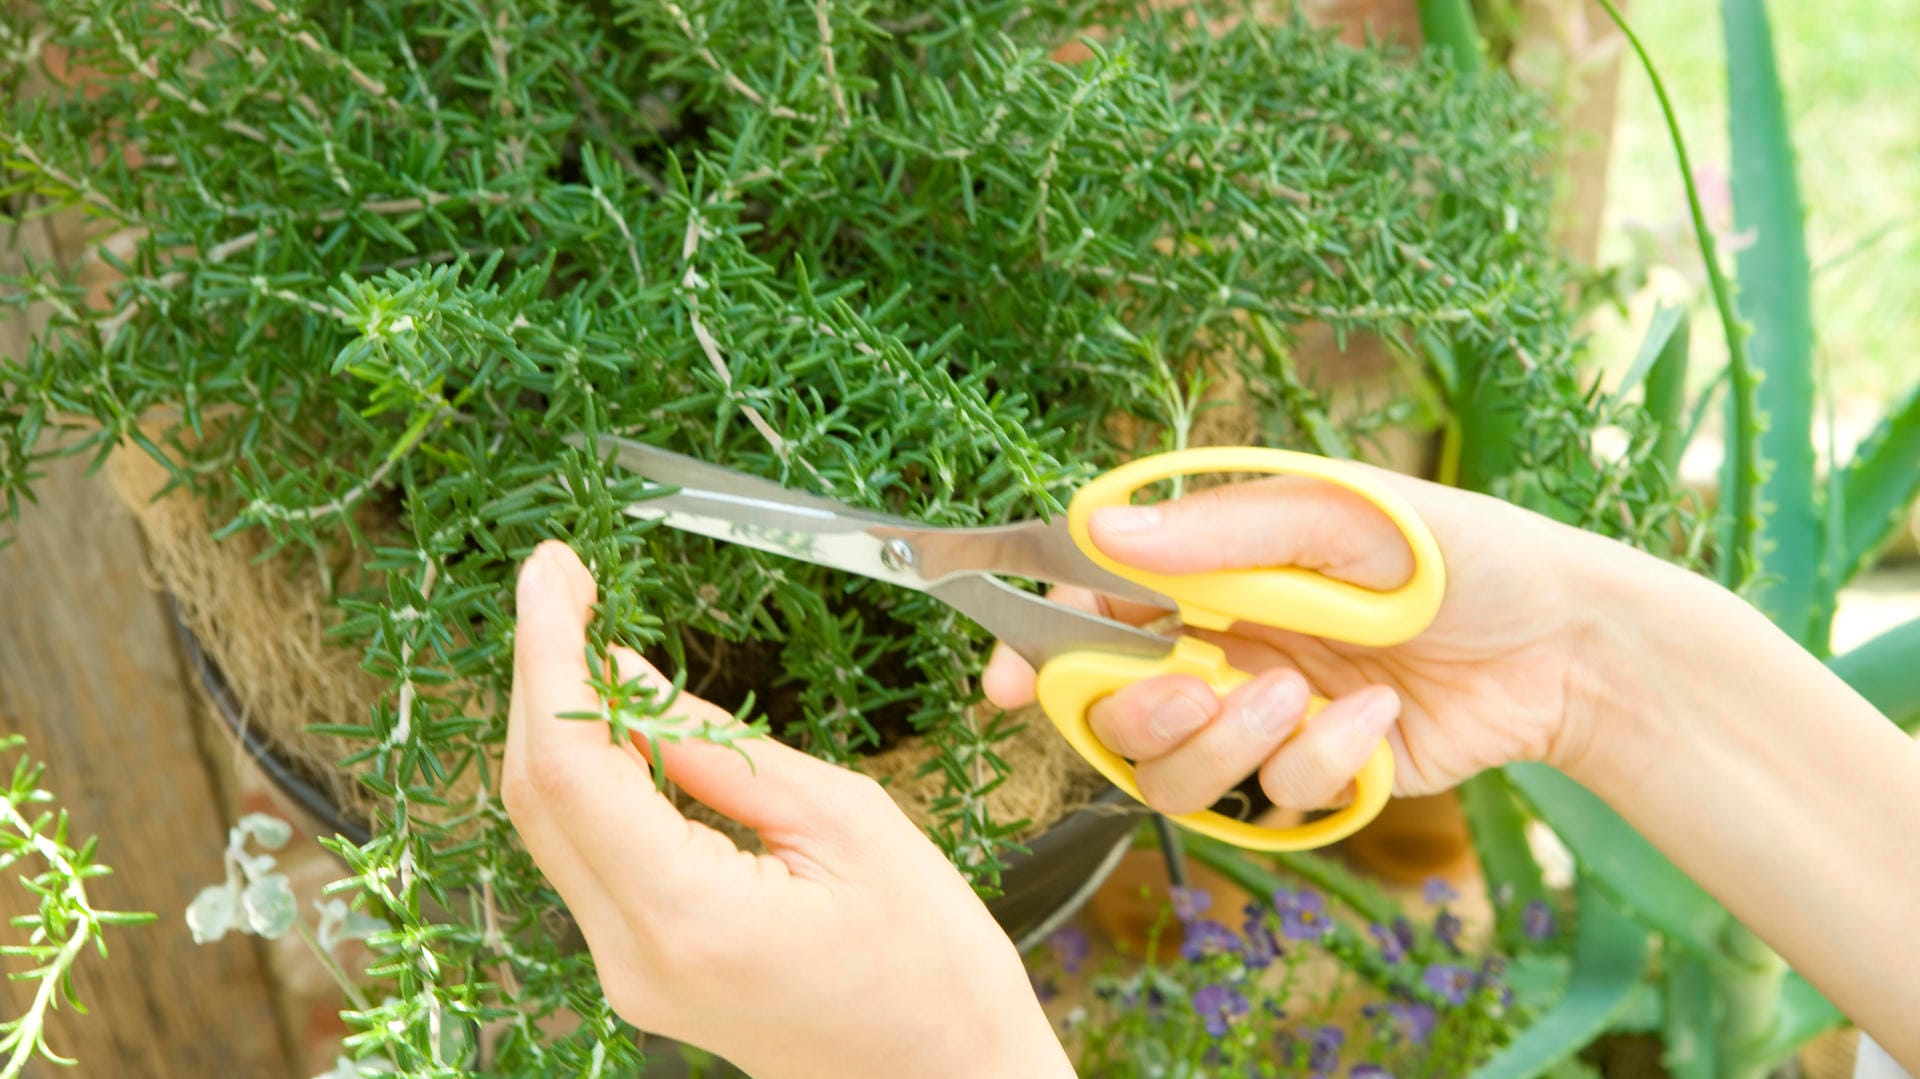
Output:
[{"xmin": 166, "ymin": 594, "xmax": 1144, "ymax": 855}]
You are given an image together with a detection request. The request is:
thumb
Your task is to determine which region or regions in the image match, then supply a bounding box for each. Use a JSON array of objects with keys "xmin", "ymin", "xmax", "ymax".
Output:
[
  {"xmin": 611, "ymin": 648, "xmax": 886, "ymax": 851},
  {"xmin": 1087, "ymin": 475, "xmax": 1415, "ymax": 590}
]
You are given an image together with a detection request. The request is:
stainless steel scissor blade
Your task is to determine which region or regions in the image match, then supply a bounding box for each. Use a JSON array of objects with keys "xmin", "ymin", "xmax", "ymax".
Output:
[{"xmin": 563, "ymin": 433, "xmax": 1179, "ymax": 669}]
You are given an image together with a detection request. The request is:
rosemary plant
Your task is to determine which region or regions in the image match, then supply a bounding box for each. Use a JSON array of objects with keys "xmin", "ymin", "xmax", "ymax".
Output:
[
  {"xmin": 0, "ymin": 735, "xmax": 154, "ymax": 1079},
  {"xmin": 1, "ymin": 1, "xmax": 1677, "ymax": 1072}
]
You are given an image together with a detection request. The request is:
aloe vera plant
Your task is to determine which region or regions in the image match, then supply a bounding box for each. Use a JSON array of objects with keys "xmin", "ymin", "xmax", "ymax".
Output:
[
  {"xmin": 1440, "ymin": 1, "xmax": 1920, "ymax": 1075},
  {"xmin": 1184, "ymin": 2, "xmax": 1920, "ymax": 1075}
]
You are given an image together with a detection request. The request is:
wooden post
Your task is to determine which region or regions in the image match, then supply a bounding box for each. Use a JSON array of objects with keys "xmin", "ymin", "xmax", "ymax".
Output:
[{"xmin": 0, "ymin": 218, "xmax": 296, "ymax": 1075}]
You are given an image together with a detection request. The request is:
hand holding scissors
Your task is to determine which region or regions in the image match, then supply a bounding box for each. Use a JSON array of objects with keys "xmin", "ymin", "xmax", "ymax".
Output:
[
  {"xmin": 516, "ymin": 441, "xmax": 1920, "ymax": 1073},
  {"xmin": 570, "ymin": 435, "xmax": 1450, "ymax": 850}
]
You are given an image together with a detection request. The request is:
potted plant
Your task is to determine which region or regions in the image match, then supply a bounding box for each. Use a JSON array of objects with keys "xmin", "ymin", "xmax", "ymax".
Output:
[{"xmin": 2, "ymin": 0, "xmax": 1650, "ymax": 1072}]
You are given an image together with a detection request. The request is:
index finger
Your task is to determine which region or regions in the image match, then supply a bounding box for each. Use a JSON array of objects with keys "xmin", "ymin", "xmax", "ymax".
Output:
[
  {"xmin": 504, "ymin": 542, "xmax": 691, "ymax": 873},
  {"xmin": 980, "ymin": 584, "xmax": 1170, "ymax": 709}
]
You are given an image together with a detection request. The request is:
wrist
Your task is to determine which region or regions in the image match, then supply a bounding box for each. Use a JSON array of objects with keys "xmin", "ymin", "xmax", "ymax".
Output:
[{"xmin": 1546, "ymin": 535, "xmax": 1742, "ymax": 794}]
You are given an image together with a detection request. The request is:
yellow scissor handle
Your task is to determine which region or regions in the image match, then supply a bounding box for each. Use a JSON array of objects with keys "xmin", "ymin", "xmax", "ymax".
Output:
[
  {"xmin": 1036, "ymin": 636, "xmax": 1395, "ymax": 851},
  {"xmin": 1066, "ymin": 446, "xmax": 1445, "ymax": 641},
  {"xmin": 1036, "ymin": 447, "xmax": 1445, "ymax": 851}
]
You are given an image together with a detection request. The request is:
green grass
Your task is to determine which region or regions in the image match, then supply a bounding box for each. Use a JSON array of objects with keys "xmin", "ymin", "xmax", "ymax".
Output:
[{"xmin": 1594, "ymin": 0, "xmax": 1920, "ymax": 412}]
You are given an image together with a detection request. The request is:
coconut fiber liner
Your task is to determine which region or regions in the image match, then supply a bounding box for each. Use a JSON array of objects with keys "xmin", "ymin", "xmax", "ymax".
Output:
[{"xmin": 105, "ymin": 447, "xmax": 1109, "ymax": 850}]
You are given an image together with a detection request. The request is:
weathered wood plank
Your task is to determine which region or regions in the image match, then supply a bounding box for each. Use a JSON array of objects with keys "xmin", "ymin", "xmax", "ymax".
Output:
[
  {"xmin": 0, "ymin": 461, "xmax": 300, "ymax": 1079},
  {"xmin": 0, "ymin": 216, "xmax": 296, "ymax": 1076}
]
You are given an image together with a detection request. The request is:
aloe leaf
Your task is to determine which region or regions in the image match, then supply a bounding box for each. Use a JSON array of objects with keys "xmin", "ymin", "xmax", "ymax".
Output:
[
  {"xmin": 1505, "ymin": 764, "xmax": 1727, "ymax": 957},
  {"xmin": 1467, "ymin": 880, "xmax": 1651, "ymax": 1079},
  {"xmin": 1751, "ymin": 973, "xmax": 1843, "ymax": 1061},
  {"xmin": 1267, "ymin": 849, "xmax": 1402, "ymax": 928},
  {"xmin": 1416, "ymin": 0, "xmax": 1482, "ymax": 74},
  {"xmin": 1662, "ymin": 949, "xmax": 1723, "ymax": 1079},
  {"xmin": 1458, "ymin": 771, "xmax": 1551, "ymax": 953},
  {"xmin": 1643, "ymin": 308, "xmax": 1692, "ymax": 479},
  {"xmin": 1183, "ymin": 833, "xmax": 1399, "ymax": 930},
  {"xmin": 1723, "ymin": 0, "xmax": 1822, "ymax": 647},
  {"xmin": 1827, "ymin": 615, "xmax": 1920, "ymax": 731},
  {"xmin": 1835, "ymin": 382, "xmax": 1920, "ymax": 583},
  {"xmin": 1594, "ymin": 0, "xmax": 1761, "ymax": 589},
  {"xmin": 1611, "ymin": 303, "xmax": 1685, "ymax": 406}
]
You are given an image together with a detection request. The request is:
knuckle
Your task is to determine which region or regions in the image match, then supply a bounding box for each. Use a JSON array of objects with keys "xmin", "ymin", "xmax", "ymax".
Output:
[
  {"xmin": 653, "ymin": 921, "xmax": 746, "ymax": 991},
  {"xmin": 598, "ymin": 970, "xmax": 655, "ymax": 1026},
  {"xmin": 1196, "ymin": 735, "xmax": 1256, "ymax": 788},
  {"xmin": 519, "ymin": 750, "xmax": 584, "ymax": 806},
  {"xmin": 837, "ymin": 770, "xmax": 891, "ymax": 807},
  {"xmin": 1262, "ymin": 743, "xmax": 1346, "ymax": 810},
  {"xmin": 500, "ymin": 769, "xmax": 534, "ymax": 820},
  {"xmin": 1135, "ymin": 766, "xmax": 1204, "ymax": 817},
  {"xmin": 1089, "ymin": 704, "xmax": 1145, "ymax": 757},
  {"xmin": 820, "ymin": 771, "xmax": 900, "ymax": 834}
]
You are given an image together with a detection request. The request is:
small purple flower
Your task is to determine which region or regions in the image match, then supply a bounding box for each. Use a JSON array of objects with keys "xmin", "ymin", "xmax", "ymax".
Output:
[
  {"xmin": 1422, "ymin": 877, "xmax": 1458, "ymax": 905},
  {"xmin": 1522, "ymin": 899, "xmax": 1557, "ymax": 942},
  {"xmin": 1433, "ymin": 908, "xmax": 1463, "ymax": 954},
  {"xmin": 1369, "ymin": 918, "xmax": 1415, "ymax": 964},
  {"xmin": 1242, "ymin": 922, "xmax": 1280, "ymax": 969},
  {"xmin": 1171, "ymin": 886, "xmax": 1212, "ymax": 922},
  {"xmin": 1117, "ymin": 982, "xmax": 1168, "ymax": 1016},
  {"xmin": 1273, "ymin": 887, "xmax": 1332, "ymax": 942},
  {"xmin": 1384, "ymin": 1000, "xmax": 1436, "ymax": 1045},
  {"xmin": 1047, "ymin": 925, "xmax": 1090, "ymax": 975},
  {"xmin": 1479, "ymin": 956, "xmax": 1514, "ymax": 1007},
  {"xmin": 1308, "ymin": 1025, "xmax": 1344, "ymax": 1075},
  {"xmin": 1423, "ymin": 963, "xmax": 1475, "ymax": 1006},
  {"xmin": 1029, "ymin": 969, "xmax": 1058, "ymax": 1003},
  {"xmin": 1192, "ymin": 982, "xmax": 1250, "ymax": 1037},
  {"xmin": 1351, "ymin": 1067, "xmax": 1394, "ymax": 1079},
  {"xmin": 1241, "ymin": 903, "xmax": 1282, "ymax": 969},
  {"xmin": 1180, "ymin": 918, "xmax": 1241, "ymax": 962}
]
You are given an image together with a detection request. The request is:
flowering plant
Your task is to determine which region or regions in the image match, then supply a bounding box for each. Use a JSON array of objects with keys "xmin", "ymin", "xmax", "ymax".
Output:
[{"xmin": 1032, "ymin": 874, "xmax": 1559, "ymax": 1077}]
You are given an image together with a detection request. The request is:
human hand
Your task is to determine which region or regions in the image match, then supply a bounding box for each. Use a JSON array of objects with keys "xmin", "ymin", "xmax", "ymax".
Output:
[
  {"xmin": 983, "ymin": 469, "xmax": 1624, "ymax": 814},
  {"xmin": 504, "ymin": 541, "xmax": 1073, "ymax": 1079}
]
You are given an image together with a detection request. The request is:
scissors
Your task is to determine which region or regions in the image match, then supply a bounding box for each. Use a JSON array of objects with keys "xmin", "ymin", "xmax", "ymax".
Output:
[{"xmin": 566, "ymin": 434, "xmax": 1445, "ymax": 852}]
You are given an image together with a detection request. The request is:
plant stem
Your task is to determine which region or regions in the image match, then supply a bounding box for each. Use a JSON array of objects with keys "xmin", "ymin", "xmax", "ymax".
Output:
[
  {"xmin": 0, "ymin": 798, "xmax": 98, "ymax": 1079},
  {"xmin": 1718, "ymin": 922, "xmax": 1787, "ymax": 1079},
  {"xmin": 1151, "ymin": 814, "xmax": 1190, "ymax": 891},
  {"xmin": 292, "ymin": 917, "xmax": 374, "ymax": 1014}
]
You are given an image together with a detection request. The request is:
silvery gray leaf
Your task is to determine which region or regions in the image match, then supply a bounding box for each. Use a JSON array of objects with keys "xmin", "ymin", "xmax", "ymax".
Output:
[
  {"xmin": 236, "ymin": 812, "xmax": 293, "ymax": 850},
  {"xmin": 186, "ymin": 882, "xmax": 239, "ymax": 944},
  {"xmin": 242, "ymin": 874, "xmax": 297, "ymax": 939}
]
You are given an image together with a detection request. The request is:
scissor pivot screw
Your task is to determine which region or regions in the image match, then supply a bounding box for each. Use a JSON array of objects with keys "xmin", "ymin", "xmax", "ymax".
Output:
[{"xmin": 879, "ymin": 538, "xmax": 916, "ymax": 572}]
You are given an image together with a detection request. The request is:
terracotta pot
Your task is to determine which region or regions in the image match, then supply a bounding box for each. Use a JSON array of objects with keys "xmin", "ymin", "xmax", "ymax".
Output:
[
  {"xmin": 1342, "ymin": 791, "xmax": 1477, "ymax": 885},
  {"xmin": 1084, "ymin": 848, "xmax": 1253, "ymax": 957}
]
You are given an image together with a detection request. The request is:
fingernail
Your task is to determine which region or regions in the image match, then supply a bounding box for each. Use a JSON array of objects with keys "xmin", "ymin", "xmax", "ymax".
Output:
[
  {"xmin": 1242, "ymin": 674, "xmax": 1307, "ymax": 738},
  {"xmin": 1347, "ymin": 687, "xmax": 1401, "ymax": 739},
  {"xmin": 518, "ymin": 548, "xmax": 551, "ymax": 596},
  {"xmin": 1146, "ymin": 690, "xmax": 1210, "ymax": 744},
  {"xmin": 1093, "ymin": 505, "xmax": 1163, "ymax": 535}
]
